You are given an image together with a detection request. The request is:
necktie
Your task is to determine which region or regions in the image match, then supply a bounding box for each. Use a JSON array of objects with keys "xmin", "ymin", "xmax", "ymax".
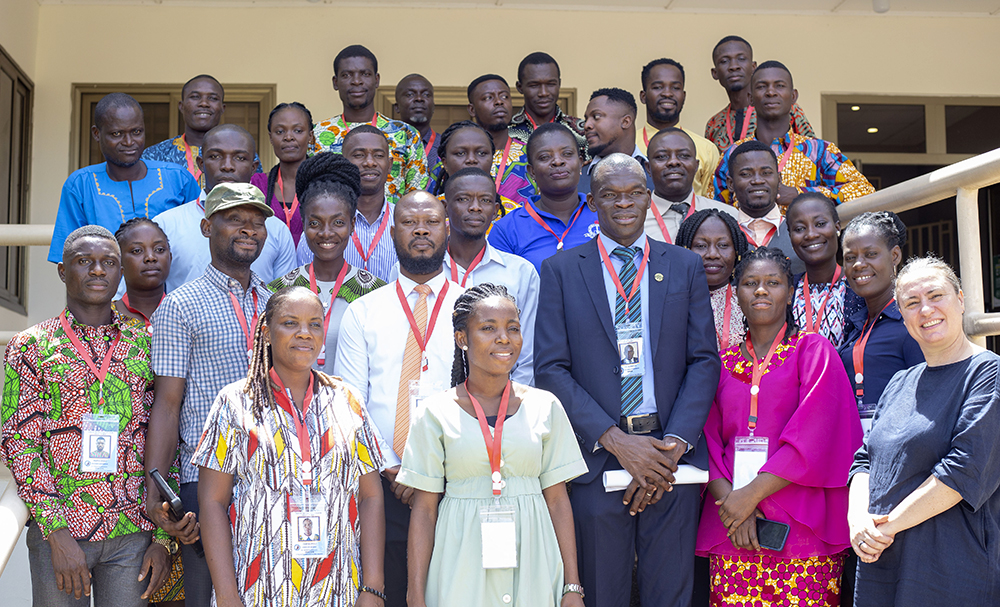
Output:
[
  {"xmin": 669, "ymin": 202, "xmax": 690, "ymax": 216},
  {"xmin": 749, "ymin": 218, "xmax": 770, "ymax": 245},
  {"xmin": 394, "ymin": 283, "xmax": 432, "ymax": 457},
  {"xmin": 613, "ymin": 246, "xmax": 643, "ymax": 416}
]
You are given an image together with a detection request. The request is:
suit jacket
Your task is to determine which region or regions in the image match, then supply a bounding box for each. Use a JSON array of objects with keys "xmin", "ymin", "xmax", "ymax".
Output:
[{"xmin": 535, "ymin": 237, "xmax": 721, "ymax": 484}]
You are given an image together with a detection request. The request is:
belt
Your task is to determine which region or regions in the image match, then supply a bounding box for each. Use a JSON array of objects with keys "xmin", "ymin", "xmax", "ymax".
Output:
[{"xmin": 619, "ymin": 413, "xmax": 661, "ymax": 435}]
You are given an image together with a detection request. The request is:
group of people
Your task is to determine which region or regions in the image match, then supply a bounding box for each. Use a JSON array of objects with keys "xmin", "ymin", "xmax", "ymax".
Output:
[{"xmin": 3, "ymin": 34, "xmax": 998, "ymax": 607}]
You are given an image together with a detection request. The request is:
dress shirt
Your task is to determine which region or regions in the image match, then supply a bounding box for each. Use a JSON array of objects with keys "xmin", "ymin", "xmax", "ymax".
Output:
[
  {"xmin": 635, "ymin": 123, "xmax": 720, "ymax": 198},
  {"xmin": 738, "ymin": 204, "xmax": 783, "ymax": 247},
  {"xmin": 296, "ymin": 199, "xmax": 398, "ymax": 283},
  {"xmin": 154, "ymin": 191, "xmax": 297, "ymax": 292},
  {"xmin": 644, "ymin": 190, "xmax": 737, "ymax": 244},
  {"xmin": 334, "ymin": 272, "xmax": 464, "ymax": 468}
]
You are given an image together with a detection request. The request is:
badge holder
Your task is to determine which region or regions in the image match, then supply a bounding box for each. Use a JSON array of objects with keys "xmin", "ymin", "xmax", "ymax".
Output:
[
  {"xmin": 616, "ymin": 322, "xmax": 644, "ymax": 378},
  {"xmin": 80, "ymin": 412, "xmax": 119, "ymax": 473},
  {"xmin": 732, "ymin": 435, "xmax": 768, "ymax": 491},
  {"xmin": 858, "ymin": 400, "xmax": 876, "ymax": 440},
  {"xmin": 290, "ymin": 487, "xmax": 328, "ymax": 559},
  {"xmin": 480, "ymin": 501, "xmax": 517, "ymax": 569},
  {"xmin": 409, "ymin": 379, "xmax": 444, "ymax": 418}
]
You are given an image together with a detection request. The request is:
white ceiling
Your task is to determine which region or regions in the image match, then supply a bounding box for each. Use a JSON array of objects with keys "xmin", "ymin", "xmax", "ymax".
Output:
[{"xmin": 32, "ymin": 0, "xmax": 1000, "ymax": 15}]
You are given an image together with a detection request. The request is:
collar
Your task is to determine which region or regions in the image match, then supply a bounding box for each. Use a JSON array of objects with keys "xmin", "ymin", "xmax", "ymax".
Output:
[
  {"xmin": 762, "ymin": 129, "xmax": 796, "ymax": 148},
  {"xmin": 651, "ymin": 189, "xmax": 695, "ymax": 209},
  {"xmin": 598, "ymin": 232, "xmax": 647, "ymax": 258},
  {"xmin": 738, "ymin": 203, "xmax": 782, "ymax": 228},
  {"xmin": 339, "ymin": 111, "xmax": 384, "ymax": 127},
  {"xmin": 62, "ymin": 307, "xmax": 125, "ymax": 332},
  {"xmin": 444, "ymin": 241, "xmax": 504, "ymax": 272},
  {"xmin": 587, "ymin": 144, "xmax": 647, "ymax": 174},
  {"xmin": 202, "ymin": 263, "xmax": 264, "ymax": 295},
  {"xmin": 355, "ymin": 198, "xmax": 391, "ymax": 224},
  {"xmin": 526, "ymin": 193, "xmax": 588, "ymax": 222},
  {"xmin": 513, "ymin": 107, "xmax": 565, "ymax": 126},
  {"xmin": 848, "ymin": 298, "xmax": 902, "ymax": 328},
  {"xmin": 396, "ymin": 271, "xmax": 447, "ymax": 297}
]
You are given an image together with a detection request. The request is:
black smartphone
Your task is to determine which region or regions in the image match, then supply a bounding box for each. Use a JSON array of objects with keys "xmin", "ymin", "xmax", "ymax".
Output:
[
  {"xmin": 756, "ymin": 517, "xmax": 790, "ymax": 551},
  {"xmin": 149, "ymin": 468, "xmax": 205, "ymax": 558}
]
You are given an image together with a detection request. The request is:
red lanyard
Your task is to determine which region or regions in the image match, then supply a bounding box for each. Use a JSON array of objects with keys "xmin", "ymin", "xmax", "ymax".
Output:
[
  {"xmin": 802, "ymin": 265, "xmax": 842, "ymax": 334},
  {"xmin": 59, "ymin": 311, "xmax": 121, "ymax": 408},
  {"xmin": 228, "ymin": 288, "xmax": 260, "ymax": 354},
  {"xmin": 396, "ymin": 281, "xmax": 450, "ymax": 372},
  {"xmin": 525, "ymin": 113, "xmax": 554, "ymax": 130},
  {"xmin": 351, "ymin": 202, "xmax": 391, "ymax": 271},
  {"xmin": 182, "ymin": 135, "xmax": 203, "ymax": 183},
  {"xmin": 308, "ymin": 262, "xmax": 350, "ymax": 365},
  {"xmin": 466, "ymin": 380, "xmax": 512, "ymax": 496},
  {"xmin": 642, "ymin": 126, "xmax": 653, "ymax": 148},
  {"xmin": 777, "ymin": 133, "xmax": 796, "ymax": 172},
  {"xmin": 597, "ymin": 238, "xmax": 650, "ymax": 317},
  {"xmin": 121, "ymin": 293, "xmax": 165, "ymax": 332},
  {"xmin": 449, "ymin": 246, "xmax": 487, "ymax": 287},
  {"xmin": 269, "ymin": 368, "xmax": 316, "ymax": 486},
  {"xmin": 725, "ymin": 105, "xmax": 753, "ymax": 144},
  {"xmin": 523, "ymin": 200, "xmax": 586, "ymax": 251},
  {"xmin": 494, "ymin": 138, "xmax": 513, "ymax": 191},
  {"xmin": 718, "ymin": 284, "xmax": 733, "ymax": 349},
  {"xmin": 423, "ymin": 131, "xmax": 437, "ymax": 158},
  {"xmin": 852, "ymin": 299, "xmax": 894, "ymax": 403},
  {"xmin": 275, "ymin": 170, "xmax": 300, "ymax": 233},
  {"xmin": 745, "ymin": 322, "xmax": 787, "ymax": 432},
  {"xmin": 740, "ymin": 218, "xmax": 780, "ymax": 248},
  {"xmin": 341, "ymin": 113, "xmax": 379, "ymax": 133},
  {"xmin": 649, "ymin": 191, "xmax": 696, "ymax": 245}
]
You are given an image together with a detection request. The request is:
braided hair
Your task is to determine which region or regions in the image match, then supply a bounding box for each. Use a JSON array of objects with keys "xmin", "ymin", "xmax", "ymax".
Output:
[
  {"xmin": 434, "ymin": 120, "xmax": 496, "ymax": 197},
  {"xmin": 733, "ymin": 246, "xmax": 798, "ymax": 343},
  {"xmin": 450, "ymin": 283, "xmax": 519, "ymax": 388},
  {"xmin": 114, "ymin": 217, "xmax": 168, "ymax": 249},
  {"xmin": 842, "ymin": 210, "xmax": 907, "ymax": 253},
  {"xmin": 676, "ymin": 208, "xmax": 749, "ymax": 269},
  {"xmin": 264, "ymin": 102, "xmax": 314, "ymax": 206},
  {"xmin": 294, "ymin": 152, "xmax": 362, "ymax": 217}
]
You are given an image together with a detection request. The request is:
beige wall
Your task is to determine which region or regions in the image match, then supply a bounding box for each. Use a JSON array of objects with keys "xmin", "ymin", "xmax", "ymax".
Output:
[
  {"xmin": 0, "ymin": 0, "xmax": 38, "ymax": 77},
  {"xmin": 8, "ymin": 4, "xmax": 1000, "ymax": 329}
]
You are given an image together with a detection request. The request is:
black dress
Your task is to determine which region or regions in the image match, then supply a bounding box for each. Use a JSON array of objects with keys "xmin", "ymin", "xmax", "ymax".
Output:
[{"xmin": 850, "ymin": 350, "xmax": 1000, "ymax": 606}]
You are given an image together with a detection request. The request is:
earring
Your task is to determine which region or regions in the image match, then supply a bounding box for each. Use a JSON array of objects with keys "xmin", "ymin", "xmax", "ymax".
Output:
[{"xmin": 462, "ymin": 345, "xmax": 468, "ymax": 351}]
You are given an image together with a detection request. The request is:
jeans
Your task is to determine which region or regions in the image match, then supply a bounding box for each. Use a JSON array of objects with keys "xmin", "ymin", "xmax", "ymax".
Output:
[
  {"xmin": 26, "ymin": 522, "xmax": 151, "ymax": 607},
  {"xmin": 179, "ymin": 481, "xmax": 213, "ymax": 607}
]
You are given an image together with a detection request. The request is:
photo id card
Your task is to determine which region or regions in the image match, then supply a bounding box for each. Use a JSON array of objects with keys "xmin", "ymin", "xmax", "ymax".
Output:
[
  {"xmin": 616, "ymin": 322, "xmax": 644, "ymax": 378},
  {"xmin": 80, "ymin": 413, "xmax": 119, "ymax": 473},
  {"xmin": 858, "ymin": 402, "xmax": 877, "ymax": 440},
  {"xmin": 409, "ymin": 380, "xmax": 444, "ymax": 418},
  {"xmin": 733, "ymin": 435, "xmax": 769, "ymax": 491},
  {"xmin": 480, "ymin": 505, "xmax": 517, "ymax": 569},
  {"xmin": 290, "ymin": 492, "xmax": 328, "ymax": 559}
]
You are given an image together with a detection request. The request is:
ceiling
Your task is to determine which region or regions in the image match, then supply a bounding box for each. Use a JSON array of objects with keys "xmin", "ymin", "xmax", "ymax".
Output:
[{"xmin": 32, "ymin": 0, "xmax": 1000, "ymax": 15}]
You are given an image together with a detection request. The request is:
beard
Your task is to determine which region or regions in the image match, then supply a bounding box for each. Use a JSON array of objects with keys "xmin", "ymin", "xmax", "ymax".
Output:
[
  {"xmin": 222, "ymin": 238, "xmax": 263, "ymax": 265},
  {"xmin": 483, "ymin": 118, "xmax": 508, "ymax": 132},
  {"xmin": 395, "ymin": 237, "xmax": 447, "ymax": 276},
  {"xmin": 648, "ymin": 105, "xmax": 681, "ymax": 125},
  {"xmin": 107, "ymin": 156, "xmax": 141, "ymax": 169}
]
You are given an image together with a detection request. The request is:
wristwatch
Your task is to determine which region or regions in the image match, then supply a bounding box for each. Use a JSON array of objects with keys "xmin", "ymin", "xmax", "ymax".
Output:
[
  {"xmin": 562, "ymin": 583, "xmax": 585, "ymax": 598},
  {"xmin": 151, "ymin": 535, "xmax": 179, "ymax": 555}
]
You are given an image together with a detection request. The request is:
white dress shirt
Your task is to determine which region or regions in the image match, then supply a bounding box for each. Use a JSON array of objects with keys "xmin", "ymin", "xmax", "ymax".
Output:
[
  {"xmin": 334, "ymin": 272, "xmax": 464, "ymax": 468},
  {"xmin": 737, "ymin": 204, "xmax": 783, "ymax": 247},
  {"xmin": 644, "ymin": 190, "xmax": 738, "ymax": 244}
]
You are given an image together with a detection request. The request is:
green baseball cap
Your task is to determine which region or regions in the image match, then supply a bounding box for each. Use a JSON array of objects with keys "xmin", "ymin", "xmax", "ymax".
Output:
[{"xmin": 203, "ymin": 182, "xmax": 274, "ymax": 219}]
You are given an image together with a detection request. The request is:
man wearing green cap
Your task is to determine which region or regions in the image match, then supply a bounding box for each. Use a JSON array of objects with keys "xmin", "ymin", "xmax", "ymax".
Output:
[
  {"xmin": 145, "ymin": 176, "xmax": 275, "ymax": 607},
  {"xmin": 153, "ymin": 124, "xmax": 296, "ymax": 292}
]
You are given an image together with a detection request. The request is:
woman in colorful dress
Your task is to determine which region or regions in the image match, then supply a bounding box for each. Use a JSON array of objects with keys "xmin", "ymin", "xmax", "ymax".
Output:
[
  {"xmin": 112, "ymin": 217, "xmax": 171, "ymax": 334},
  {"xmin": 785, "ymin": 192, "xmax": 864, "ymax": 349},
  {"xmin": 194, "ymin": 286, "xmax": 386, "ymax": 607},
  {"xmin": 697, "ymin": 246, "xmax": 862, "ymax": 606},
  {"xmin": 434, "ymin": 120, "xmax": 519, "ymax": 218},
  {"xmin": 268, "ymin": 152, "xmax": 386, "ymax": 374},
  {"xmin": 400, "ymin": 283, "xmax": 588, "ymax": 607},
  {"xmin": 676, "ymin": 208, "xmax": 748, "ymax": 350}
]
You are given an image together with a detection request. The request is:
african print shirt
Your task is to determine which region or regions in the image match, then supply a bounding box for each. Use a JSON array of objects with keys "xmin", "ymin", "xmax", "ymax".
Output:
[
  {"xmin": 704, "ymin": 103, "xmax": 815, "ymax": 152},
  {"xmin": 711, "ymin": 132, "xmax": 875, "ymax": 207},
  {"xmin": 312, "ymin": 113, "xmax": 429, "ymax": 199},
  {"xmin": 710, "ymin": 285, "xmax": 744, "ymax": 351},
  {"xmin": 508, "ymin": 107, "xmax": 590, "ymax": 163},
  {"xmin": 191, "ymin": 375, "xmax": 383, "ymax": 607},
  {"xmin": 1, "ymin": 309, "xmax": 165, "ymax": 541},
  {"xmin": 141, "ymin": 135, "xmax": 263, "ymax": 188},
  {"xmin": 493, "ymin": 138, "xmax": 534, "ymax": 208},
  {"xmin": 792, "ymin": 274, "xmax": 867, "ymax": 349}
]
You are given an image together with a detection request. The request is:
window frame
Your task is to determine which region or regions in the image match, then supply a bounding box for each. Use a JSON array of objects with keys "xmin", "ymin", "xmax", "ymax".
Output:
[{"xmin": 0, "ymin": 44, "xmax": 33, "ymax": 315}]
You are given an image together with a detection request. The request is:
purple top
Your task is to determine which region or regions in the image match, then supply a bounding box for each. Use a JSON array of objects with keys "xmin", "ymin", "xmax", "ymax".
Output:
[
  {"xmin": 696, "ymin": 332, "xmax": 862, "ymax": 559},
  {"xmin": 251, "ymin": 171, "xmax": 304, "ymax": 247}
]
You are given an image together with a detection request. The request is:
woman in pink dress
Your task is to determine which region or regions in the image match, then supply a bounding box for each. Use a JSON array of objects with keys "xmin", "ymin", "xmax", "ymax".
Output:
[{"xmin": 697, "ymin": 246, "xmax": 863, "ymax": 606}]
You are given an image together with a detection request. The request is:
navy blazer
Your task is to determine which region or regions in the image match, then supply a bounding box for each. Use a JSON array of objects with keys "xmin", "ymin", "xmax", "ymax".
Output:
[{"xmin": 535, "ymin": 237, "xmax": 721, "ymax": 484}]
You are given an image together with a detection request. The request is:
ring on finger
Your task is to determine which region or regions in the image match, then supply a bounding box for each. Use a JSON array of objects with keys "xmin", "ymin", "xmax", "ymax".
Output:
[{"xmin": 860, "ymin": 540, "xmax": 867, "ymax": 549}]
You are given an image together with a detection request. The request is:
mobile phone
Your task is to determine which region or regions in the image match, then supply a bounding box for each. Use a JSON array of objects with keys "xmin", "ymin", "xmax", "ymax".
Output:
[
  {"xmin": 149, "ymin": 468, "xmax": 205, "ymax": 558},
  {"xmin": 756, "ymin": 517, "xmax": 790, "ymax": 551}
]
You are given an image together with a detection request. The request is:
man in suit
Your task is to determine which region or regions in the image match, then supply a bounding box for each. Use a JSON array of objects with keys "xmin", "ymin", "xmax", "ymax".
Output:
[{"xmin": 535, "ymin": 153, "xmax": 720, "ymax": 607}]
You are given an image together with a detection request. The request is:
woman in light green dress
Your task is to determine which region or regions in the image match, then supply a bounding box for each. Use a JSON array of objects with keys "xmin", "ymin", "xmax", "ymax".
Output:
[{"xmin": 398, "ymin": 284, "xmax": 588, "ymax": 607}]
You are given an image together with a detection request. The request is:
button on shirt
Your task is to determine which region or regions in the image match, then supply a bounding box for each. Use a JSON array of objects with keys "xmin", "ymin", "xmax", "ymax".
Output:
[
  {"xmin": 296, "ymin": 199, "xmax": 398, "ymax": 283},
  {"xmin": 334, "ymin": 272, "xmax": 464, "ymax": 468},
  {"xmin": 488, "ymin": 194, "xmax": 600, "ymax": 274},
  {"xmin": 154, "ymin": 191, "xmax": 297, "ymax": 293},
  {"xmin": 151, "ymin": 264, "xmax": 271, "ymax": 482}
]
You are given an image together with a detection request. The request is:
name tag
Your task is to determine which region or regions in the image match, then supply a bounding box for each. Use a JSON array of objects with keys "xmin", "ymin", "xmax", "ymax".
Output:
[
  {"xmin": 733, "ymin": 435, "xmax": 768, "ymax": 490},
  {"xmin": 80, "ymin": 413, "xmax": 119, "ymax": 473},
  {"xmin": 858, "ymin": 402, "xmax": 877, "ymax": 441},
  {"xmin": 409, "ymin": 380, "xmax": 444, "ymax": 418},
  {"xmin": 290, "ymin": 491, "xmax": 328, "ymax": 559},
  {"xmin": 616, "ymin": 322, "xmax": 644, "ymax": 378},
  {"xmin": 480, "ymin": 504, "xmax": 517, "ymax": 569}
]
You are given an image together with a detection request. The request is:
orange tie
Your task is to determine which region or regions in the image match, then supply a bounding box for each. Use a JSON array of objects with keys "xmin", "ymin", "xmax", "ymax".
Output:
[{"xmin": 394, "ymin": 284, "xmax": 432, "ymax": 457}]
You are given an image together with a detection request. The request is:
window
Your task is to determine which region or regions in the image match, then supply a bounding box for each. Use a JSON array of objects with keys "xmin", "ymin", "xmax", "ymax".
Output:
[{"xmin": 0, "ymin": 44, "xmax": 32, "ymax": 315}]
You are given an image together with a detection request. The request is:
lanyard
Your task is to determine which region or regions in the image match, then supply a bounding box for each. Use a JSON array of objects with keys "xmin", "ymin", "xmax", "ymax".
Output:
[
  {"xmin": 228, "ymin": 288, "xmax": 260, "ymax": 354},
  {"xmin": 851, "ymin": 299, "xmax": 894, "ymax": 403},
  {"xmin": 649, "ymin": 191, "xmax": 696, "ymax": 245},
  {"xmin": 523, "ymin": 200, "xmax": 586, "ymax": 251},
  {"xmin": 802, "ymin": 266, "xmax": 842, "ymax": 334},
  {"xmin": 59, "ymin": 311, "xmax": 122, "ymax": 409},
  {"xmin": 396, "ymin": 281, "xmax": 450, "ymax": 372},
  {"xmin": 642, "ymin": 126, "xmax": 653, "ymax": 148},
  {"xmin": 466, "ymin": 380, "xmax": 512, "ymax": 496},
  {"xmin": 525, "ymin": 113, "xmax": 555, "ymax": 130},
  {"xmin": 308, "ymin": 262, "xmax": 350, "ymax": 365},
  {"xmin": 449, "ymin": 246, "xmax": 487, "ymax": 287},
  {"xmin": 351, "ymin": 202, "xmax": 391, "ymax": 271},
  {"xmin": 275, "ymin": 170, "xmax": 300, "ymax": 233},
  {"xmin": 740, "ymin": 218, "xmax": 780, "ymax": 248},
  {"xmin": 745, "ymin": 322, "xmax": 787, "ymax": 433},
  {"xmin": 777, "ymin": 133, "xmax": 796, "ymax": 172},
  {"xmin": 494, "ymin": 138, "xmax": 513, "ymax": 191},
  {"xmin": 717, "ymin": 284, "xmax": 733, "ymax": 349},
  {"xmin": 341, "ymin": 113, "xmax": 379, "ymax": 133},
  {"xmin": 725, "ymin": 105, "xmax": 753, "ymax": 144},
  {"xmin": 269, "ymin": 368, "xmax": 316, "ymax": 486},
  {"xmin": 596, "ymin": 238, "xmax": 650, "ymax": 317},
  {"xmin": 423, "ymin": 131, "xmax": 437, "ymax": 158},
  {"xmin": 121, "ymin": 293, "xmax": 165, "ymax": 332},
  {"xmin": 182, "ymin": 135, "xmax": 203, "ymax": 183}
]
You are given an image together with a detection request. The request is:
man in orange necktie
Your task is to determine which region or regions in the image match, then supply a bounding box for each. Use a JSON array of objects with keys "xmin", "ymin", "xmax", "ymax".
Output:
[{"xmin": 334, "ymin": 190, "xmax": 461, "ymax": 607}]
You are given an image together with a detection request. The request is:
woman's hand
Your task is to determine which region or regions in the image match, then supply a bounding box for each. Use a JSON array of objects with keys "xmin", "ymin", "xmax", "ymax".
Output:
[
  {"xmin": 561, "ymin": 591, "xmax": 586, "ymax": 607},
  {"xmin": 716, "ymin": 486, "xmax": 760, "ymax": 533},
  {"xmin": 357, "ymin": 589, "xmax": 385, "ymax": 607},
  {"xmin": 729, "ymin": 508, "xmax": 764, "ymax": 551},
  {"xmin": 849, "ymin": 511, "xmax": 893, "ymax": 563}
]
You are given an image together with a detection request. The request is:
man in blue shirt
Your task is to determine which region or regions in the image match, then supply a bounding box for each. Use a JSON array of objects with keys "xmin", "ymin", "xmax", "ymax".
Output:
[{"xmin": 48, "ymin": 93, "xmax": 200, "ymax": 264}]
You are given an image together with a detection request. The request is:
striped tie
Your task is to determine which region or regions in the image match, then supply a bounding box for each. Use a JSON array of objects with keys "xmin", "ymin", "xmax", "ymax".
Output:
[
  {"xmin": 394, "ymin": 284, "xmax": 431, "ymax": 457},
  {"xmin": 613, "ymin": 246, "xmax": 643, "ymax": 417}
]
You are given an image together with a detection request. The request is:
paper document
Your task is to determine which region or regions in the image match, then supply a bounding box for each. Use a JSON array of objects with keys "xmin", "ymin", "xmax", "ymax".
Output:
[{"xmin": 602, "ymin": 466, "xmax": 708, "ymax": 492}]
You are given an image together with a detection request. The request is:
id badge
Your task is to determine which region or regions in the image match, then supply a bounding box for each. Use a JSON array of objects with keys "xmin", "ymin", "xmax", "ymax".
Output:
[
  {"xmin": 616, "ymin": 322, "xmax": 644, "ymax": 378},
  {"xmin": 290, "ymin": 490, "xmax": 328, "ymax": 559},
  {"xmin": 733, "ymin": 435, "xmax": 768, "ymax": 490},
  {"xmin": 858, "ymin": 402, "xmax": 876, "ymax": 440},
  {"xmin": 480, "ymin": 504, "xmax": 517, "ymax": 569},
  {"xmin": 409, "ymin": 380, "xmax": 444, "ymax": 418},
  {"xmin": 80, "ymin": 413, "xmax": 119, "ymax": 473}
]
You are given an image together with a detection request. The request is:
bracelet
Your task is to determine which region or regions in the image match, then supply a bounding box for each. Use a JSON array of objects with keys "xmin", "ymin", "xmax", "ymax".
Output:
[
  {"xmin": 360, "ymin": 585, "xmax": 387, "ymax": 602},
  {"xmin": 562, "ymin": 583, "xmax": 585, "ymax": 598}
]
